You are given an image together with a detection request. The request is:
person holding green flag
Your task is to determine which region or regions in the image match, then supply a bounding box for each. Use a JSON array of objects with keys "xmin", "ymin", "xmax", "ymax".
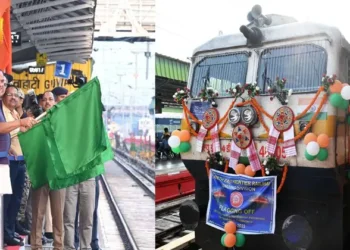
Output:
[{"xmin": 18, "ymin": 78, "xmax": 113, "ymax": 250}]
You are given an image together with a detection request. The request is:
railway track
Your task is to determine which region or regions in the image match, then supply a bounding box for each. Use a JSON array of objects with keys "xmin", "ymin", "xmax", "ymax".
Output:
[
  {"xmin": 114, "ymin": 149, "xmax": 156, "ymax": 184},
  {"xmin": 100, "ymin": 150, "xmax": 155, "ymax": 250},
  {"xmin": 156, "ymin": 195, "xmax": 195, "ymax": 249}
]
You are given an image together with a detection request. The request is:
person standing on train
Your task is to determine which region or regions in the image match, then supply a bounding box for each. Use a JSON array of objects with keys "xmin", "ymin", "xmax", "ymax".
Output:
[
  {"xmin": 30, "ymin": 91, "xmax": 66, "ymax": 250},
  {"xmin": 0, "ymin": 83, "xmax": 37, "ymax": 247}
]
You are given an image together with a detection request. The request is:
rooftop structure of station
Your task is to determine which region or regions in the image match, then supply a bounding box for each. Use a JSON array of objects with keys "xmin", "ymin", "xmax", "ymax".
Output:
[{"xmin": 11, "ymin": 0, "xmax": 155, "ymax": 66}]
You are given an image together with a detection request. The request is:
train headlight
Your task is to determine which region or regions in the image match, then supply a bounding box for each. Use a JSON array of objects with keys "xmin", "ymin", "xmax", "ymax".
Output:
[
  {"xmin": 241, "ymin": 106, "xmax": 258, "ymax": 126},
  {"xmin": 179, "ymin": 200, "xmax": 200, "ymax": 230},
  {"xmin": 228, "ymin": 108, "xmax": 241, "ymax": 125},
  {"xmin": 282, "ymin": 215, "xmax": 313, "ymax": 250}
]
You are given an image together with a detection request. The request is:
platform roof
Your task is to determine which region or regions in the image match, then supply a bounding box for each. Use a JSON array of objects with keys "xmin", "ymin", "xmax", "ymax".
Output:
[
  {"xmin": 156, "ymin": 54, "xmax": 190, "ymax": 106},
  {"xmin": 11, "ymin": 0, "xmax": 96, "ymax": 65},
  {"xmin": 156, "ymin": 53, "xmax": 190, "ymax": 82}
]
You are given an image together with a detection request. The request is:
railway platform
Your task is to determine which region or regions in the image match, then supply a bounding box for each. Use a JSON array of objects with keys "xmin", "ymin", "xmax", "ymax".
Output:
[
  {"xmin": 5, "ymin": 150, "xmax": 155, "ymax": 250},
  {"xmin": 156, "ymin": 159, "xmax": 186, "ymax": 175},
  {"xmin": 156, "ymin": 159, "xmax": 194, "ymax": 204},
  {"xmin": 156, "ymin": 158, "xmax": 195, "ymax": 249},
  {"xmin": 6, "ymin": 172, "xmax": 120, "ymax": 250}
]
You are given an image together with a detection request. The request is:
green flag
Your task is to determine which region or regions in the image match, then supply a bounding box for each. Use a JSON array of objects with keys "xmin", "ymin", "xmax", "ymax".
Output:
[
  {"xmin": 18, "ymin": 119, "xmax": 55, "ymax": 189},
  {"xmin": 48, "ymin": 127, "xmax": 113, "ymax": 190},
  {"xmin": 45, "ymin": 78, "xmax": 106, "ymax": 176},
  {"xmin": 19, "ymin": 77, "xmax": 114, "ymax": 189}
]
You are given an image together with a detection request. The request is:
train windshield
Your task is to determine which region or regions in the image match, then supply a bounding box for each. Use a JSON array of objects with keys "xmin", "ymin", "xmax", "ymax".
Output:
[
  {"xmin": 191, "ymin": 52, "xmax": 249, "ymax": 97},
  {"xmin": 257, "ymin": 44, "xmax": 327, "ymax": 93}
]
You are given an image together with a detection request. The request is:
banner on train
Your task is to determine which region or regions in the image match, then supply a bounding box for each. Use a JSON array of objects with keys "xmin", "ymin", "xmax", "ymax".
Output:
[
  {"xmin": 190, "ymin": 101, "xmax": 211, "ymax": 120},
  {"xmin": 206, "ymin": 169, "xmax": 277, "ymax": 234}
]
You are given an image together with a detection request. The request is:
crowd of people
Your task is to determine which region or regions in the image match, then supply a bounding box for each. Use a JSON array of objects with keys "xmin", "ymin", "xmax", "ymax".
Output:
[{"xmin": 0, "ymin": 70, "xmax": 102, "ymax": 250}]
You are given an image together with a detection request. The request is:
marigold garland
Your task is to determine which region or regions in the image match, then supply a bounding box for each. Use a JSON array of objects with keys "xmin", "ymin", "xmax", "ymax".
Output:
[
  {"xmin": 182, "ymin": 86, "xmax": 328, "ymax": 143},
  {"xmin": 252, "ymin": 86, "xmax": 324, "ymax": 120},
  {"xmin": 261, "ymin": 165, "xmax": 288, "ymax": 194},
  {"xmin": 205, "ymin": 159, "xmax": 229, "ymax": 177},
  {"xmin": 182, "ymin": 86, "xmax": 327, "ymax": 196},
  {"xmin": 182, "ymin": 99, "xmax": 236, "ymax": 140},
  {"xmin": 251, "ymin": 93, "xmax": 328, "ymax": 143}
]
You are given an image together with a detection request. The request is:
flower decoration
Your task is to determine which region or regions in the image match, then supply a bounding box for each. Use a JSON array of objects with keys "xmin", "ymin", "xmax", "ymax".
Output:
[
  {"xmin": 321, "ymin": 74, "xmax": 336, "ymax": 92},
  {"xmin": 267, "ymin": 77, "xmax": 292, "ymax": 105},
  {"xmin": 206, "ymin": 151, "xmax": 224, "ymax": 167},
  {"xmin": 173, "ymin": 87, "xmax": 191, "ymax": 104},
  {"xmin": 243, "ymin": 82, "xmax": 260, "ymax": 99},
  {"xmin": 262, "ymin": 155, "xmax": 284, "ymax": 175},
  {"xmin": 226, "ymin": 83, "xmax": 244, "ymax": 98},
  {"xmin": 198, "ymin": 87, "xmax": 219, "ymax": 107}
]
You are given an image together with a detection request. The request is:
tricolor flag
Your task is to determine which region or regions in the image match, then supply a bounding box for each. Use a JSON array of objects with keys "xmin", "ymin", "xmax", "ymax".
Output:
[{"xmin": 297, "ymin": 97, "xmax": 328, "ymax": 121}]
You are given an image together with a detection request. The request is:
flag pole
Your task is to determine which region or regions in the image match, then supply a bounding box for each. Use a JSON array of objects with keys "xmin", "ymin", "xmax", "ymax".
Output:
[
  {"xmin": 10, "ymin": 111, "xmax": 47, "ymax": 139},
  {"xmin": 34, "ymin": 111, "xmax": 47, "ymax": 122}
]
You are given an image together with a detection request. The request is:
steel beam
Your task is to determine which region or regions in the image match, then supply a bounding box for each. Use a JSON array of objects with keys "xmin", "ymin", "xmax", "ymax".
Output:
[
  {"xmin": 28, "ymin": 22, "xmax": 93, "ymax": 34},
  {"xmin": 24, "ymin": 14, "xmax": 94, "ymax": 29},
  {"xmin": 49, "ymin": 57, "xmax": 88, "ymax": 64},
  {"xmin": 13, "ymin": 0, "xmax": 77, "ymax": 14},
  {"xmin": 12, "ymin": 42, "xmax": 34, "ymax": 53},
  {"xmin": 12, "ymin": 0, "xmax": 36, "ymax": 5},
  {"xmin": 32, "ymin": 30, "xmax": 93, "ymax": 40},
  {"xmin": 38, "ymin": 44, "xmax": 92, "ymax": 54},
  {"xmin": 34, "ymin": 36, "xmax": 92, "ymax": 46},
  {"xmin": 16, "ymin": 4, "xmax": 94, "ymax": 23},
  {"xmin": 48, "ymin": 55, "xmax": 91, "ymax": 62},
  {"xmin": 36, "ymin": 41, "xmax": 92, "ymax": 50},
  {"xmin": 47, "ymin": 49, "xmax": 92, "ymax": 57}
]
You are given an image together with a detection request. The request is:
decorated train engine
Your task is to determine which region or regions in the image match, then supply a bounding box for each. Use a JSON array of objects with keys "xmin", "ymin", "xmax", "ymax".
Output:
[{"xmin": 170, "ymin": 5, "xmax": 350, "ymax": 250}]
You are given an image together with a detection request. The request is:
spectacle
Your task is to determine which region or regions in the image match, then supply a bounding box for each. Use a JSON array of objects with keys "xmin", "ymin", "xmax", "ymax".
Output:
[{"xmin": 5, "ymin": 93, "xmax": 19, "ymax": 98}]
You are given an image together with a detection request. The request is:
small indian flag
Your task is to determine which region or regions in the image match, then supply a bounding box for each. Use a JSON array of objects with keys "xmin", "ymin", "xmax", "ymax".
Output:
[{"xmin": 297, "ymin": 97, "xmax": 328, "ymax": 121}]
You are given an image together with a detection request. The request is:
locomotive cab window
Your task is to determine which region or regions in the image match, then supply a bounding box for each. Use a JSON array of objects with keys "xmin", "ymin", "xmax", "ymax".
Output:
[
  {"xmin": 190, "ymin": 52, "xmax": 249, "ymax": 97},
  {"xmin": 257, "ymin": 44, "xmax": 327, "ymax": 93}
]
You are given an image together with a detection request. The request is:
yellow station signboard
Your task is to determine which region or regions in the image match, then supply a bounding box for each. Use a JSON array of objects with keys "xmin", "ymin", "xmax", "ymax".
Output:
[{"xmin": 12, "ymin": 59, "xmax": 92, "ymax": 94}]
